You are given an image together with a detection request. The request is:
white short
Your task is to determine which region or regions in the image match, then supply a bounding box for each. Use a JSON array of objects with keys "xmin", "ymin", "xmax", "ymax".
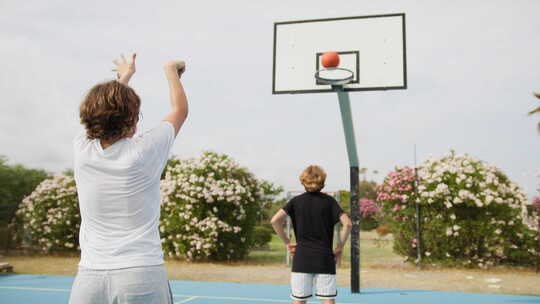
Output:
[
  {"xmin": 290, "ymin": 272, "xmax": 337, "ymax": 301},
  {"xmin": 69, "ymin": 264, "xmax": 173, "ymax": 304}
]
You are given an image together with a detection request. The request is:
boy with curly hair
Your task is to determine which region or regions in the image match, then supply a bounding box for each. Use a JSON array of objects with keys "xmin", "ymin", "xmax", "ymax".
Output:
[{"xmin": 69, "ymin": 54, "xmax": 188, "ymax": 304}]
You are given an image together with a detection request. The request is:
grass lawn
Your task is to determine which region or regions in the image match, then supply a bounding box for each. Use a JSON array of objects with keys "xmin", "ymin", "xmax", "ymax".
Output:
[{"xmin": 247, "ymin": 231, "xmax": 400, "ymax": 267}]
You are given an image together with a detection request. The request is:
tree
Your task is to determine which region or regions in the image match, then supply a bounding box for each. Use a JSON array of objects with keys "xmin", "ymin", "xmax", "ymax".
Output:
[
  {"xmin": 0, "ymin": 156, "xmax": 49, "ymax": 251},
  {"xmin": 337, "ymin": 179, "xmax": 379, "ymax": 215},
  {"xmin": 359, "ymin": 167, "xmax": 368, "ymax": 181},
  {"xmin": 359, "ymin": 180, "xmax": 378, "ymax": 201},
  {"xmin": 0, "ymin": 156, "xmax": 49, "ymax": 226}
]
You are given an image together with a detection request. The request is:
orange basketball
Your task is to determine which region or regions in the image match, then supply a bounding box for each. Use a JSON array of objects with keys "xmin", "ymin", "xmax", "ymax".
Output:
[{"xmin": 321, "ymin": 52, "xmax": 340, "ymax": 68}]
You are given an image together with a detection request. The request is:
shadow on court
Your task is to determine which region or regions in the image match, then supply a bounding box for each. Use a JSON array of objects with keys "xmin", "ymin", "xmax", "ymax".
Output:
[{"xmin": 1, "ymin": 274, "xmax": 538, "ymax": 304}]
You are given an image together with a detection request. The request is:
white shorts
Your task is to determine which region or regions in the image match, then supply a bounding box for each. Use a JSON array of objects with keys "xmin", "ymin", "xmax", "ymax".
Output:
[
  {"xmin": 69, "ymin": 264, "xmax": 173, "ymax": 304},
  {"xmin": 290, "ymin": 272, "xmax": 337, "ymax": 301}
]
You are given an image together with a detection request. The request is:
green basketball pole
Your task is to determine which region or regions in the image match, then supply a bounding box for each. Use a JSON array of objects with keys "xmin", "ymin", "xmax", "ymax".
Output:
[{"xmin": 333, "ymin": 85, "xmax": 360, "ymax": 293}]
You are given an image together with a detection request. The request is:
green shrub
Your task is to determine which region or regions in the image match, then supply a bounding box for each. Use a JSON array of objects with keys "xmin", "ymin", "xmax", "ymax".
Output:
[
  {"xmin": 159, "ymin": 151, "xmax": 282, "ymax": 261},
  {"xmin": 376, "ymin": 152, "xmax": 538, "ymax": 268},
  {"xmin": 359, "ymin": 217, "xmax": 378, "ymax": 231},
  {"xmin": 259, "ymin": 222, "xmax": 275, "ymax": 234},
  {"xmin": 252, "ymin": 226, "xmax": 273, "ymax": 248},
  {"xmin": 0, "ymin": 156, "xmax": 48, "ymax": 250}
]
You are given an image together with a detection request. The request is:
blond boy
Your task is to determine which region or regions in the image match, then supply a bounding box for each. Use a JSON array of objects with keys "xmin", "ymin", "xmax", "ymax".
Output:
[{"xmin": 271, "ymin": 166, "xmax": 352, "ymax": 304}]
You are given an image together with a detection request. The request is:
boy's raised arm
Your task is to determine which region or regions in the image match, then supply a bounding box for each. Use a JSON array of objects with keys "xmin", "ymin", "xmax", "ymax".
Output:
[
  {"xmin": 163, "ymin": 60, "xmax": 188, "ymax": 136},
  {"xmin": 112, "ymin": 53, "xmax": 136, "ymax": 85}
]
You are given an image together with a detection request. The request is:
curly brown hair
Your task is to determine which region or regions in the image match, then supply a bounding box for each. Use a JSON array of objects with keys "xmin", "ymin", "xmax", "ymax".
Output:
[{"xmin": 79, "ymin": 80, "xmax": 141, "ymax": 142}]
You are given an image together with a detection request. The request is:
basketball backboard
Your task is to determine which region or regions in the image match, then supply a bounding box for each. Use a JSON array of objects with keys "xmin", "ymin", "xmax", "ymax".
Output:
[{"xmin": 272, "ymin": 13, "xmax": 407, "ymax": 94}]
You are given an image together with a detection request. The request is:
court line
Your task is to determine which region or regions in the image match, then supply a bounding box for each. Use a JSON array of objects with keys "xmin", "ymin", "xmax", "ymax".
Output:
[
  {"xmin": 172, "ymin": 293, "xmax": 359, "ymax": 304},
  {"xmin": 173, "ymin": 293, "xmax": 291, "ymax": 303},
  {"xmin": 0, "ymin": 286, "xmax": 69, "ymax": 292},
  {"xmin": 175, "ymin": 296, "xmax": 198, "ymax": 303},
  {"xmin": 0, "ymin": 286, "xmax": 360, "ymax": 304}
]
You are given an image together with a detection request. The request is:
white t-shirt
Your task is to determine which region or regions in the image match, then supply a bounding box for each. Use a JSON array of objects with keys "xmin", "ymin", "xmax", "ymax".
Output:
[{"xmin": 73, "ymin": 121, "xmax": 175, "ymax": 270}]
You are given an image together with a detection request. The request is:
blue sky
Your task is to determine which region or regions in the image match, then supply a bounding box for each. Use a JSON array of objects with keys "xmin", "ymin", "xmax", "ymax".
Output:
[{"xmin": 1, "ymin": 0, "xmax": 539, "ymax": 198}]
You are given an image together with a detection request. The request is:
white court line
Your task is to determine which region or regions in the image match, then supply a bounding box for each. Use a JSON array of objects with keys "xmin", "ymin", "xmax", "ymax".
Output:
[
  {"xmin": 175, "ymin": 295, "xmax": 199, "ymax": 303},
  {"xmin": 172, "ymin": 293, "xmax": 359, "ymax": 304},
  {"xmin": 0, "ymin": 286, "xmax": 69, "ymax": 292},
  {"xmin": 173, "ymin": 293, "xmax": 289, "ymax": 303},
  {"xmin": 0, "ymin": 286, "xmax": 360, "ymax": 304}
]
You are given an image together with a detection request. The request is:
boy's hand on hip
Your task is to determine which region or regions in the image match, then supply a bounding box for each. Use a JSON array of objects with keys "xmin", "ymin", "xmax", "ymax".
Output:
[
  {"xmin": 334, "ymin": 246, "xmax": 343, "ymax": 264},
  {"xmin": 287, "ymin": 243, "xmax": 297, "ymax": 255}
]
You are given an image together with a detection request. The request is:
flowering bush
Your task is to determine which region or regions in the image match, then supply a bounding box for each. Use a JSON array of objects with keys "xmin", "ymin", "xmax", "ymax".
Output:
[
  {"xmin": 159, "ymin": 151, "xmax": 282, "ymax": 261},
  {"xmin": 359, "ymin": 199, "xmax": 380, "ymax": 230},
  {"xmin": 14, "ymin": 174, "xmax": 80, "ymax": 252},
  {"xmin": 377, "ymin": 152, "xmax": 539, "ymax": 267}
]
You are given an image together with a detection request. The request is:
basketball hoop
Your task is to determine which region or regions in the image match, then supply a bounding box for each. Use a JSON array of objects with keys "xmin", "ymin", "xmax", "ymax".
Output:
[{"xmin": 315, "ymin": 67, "xmax": 354, "ymax": 85}]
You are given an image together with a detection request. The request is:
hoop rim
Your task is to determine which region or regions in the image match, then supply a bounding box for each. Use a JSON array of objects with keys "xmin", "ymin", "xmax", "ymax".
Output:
[{"xmin": 314, "ymin": 67, "xmax": 354, "ymax": 85}]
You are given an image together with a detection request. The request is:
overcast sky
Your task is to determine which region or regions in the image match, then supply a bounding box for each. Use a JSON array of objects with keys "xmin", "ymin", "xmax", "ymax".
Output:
[{"xmin": 1, "ymin": 0, "xmax": 539, "ymax": 198}]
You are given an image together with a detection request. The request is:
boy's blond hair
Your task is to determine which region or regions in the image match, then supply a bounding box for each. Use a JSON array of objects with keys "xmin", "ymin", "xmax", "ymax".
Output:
[{"xmin": 300, "ymin": 165, "xmax": 326, "ymax": 193}]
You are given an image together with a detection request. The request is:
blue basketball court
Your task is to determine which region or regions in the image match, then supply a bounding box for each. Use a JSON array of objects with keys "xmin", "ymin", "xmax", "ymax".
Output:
[{"xmin": 0, "ymin": 274, "xmax": 538, "ymax": 303}]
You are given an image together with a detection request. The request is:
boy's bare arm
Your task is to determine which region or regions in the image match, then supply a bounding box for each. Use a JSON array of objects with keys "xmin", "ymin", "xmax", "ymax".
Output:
[
  {"xmin": 334, "ymin": 213, "xmax": 352, "ymax": 260},
  {"xmin": 337, "ymin": 213, "xmax": 352, "ymax": 247},
  {"xmin": 163, "ymin": 61, "xmax": 188, "ymax": 136},
  {"xmin": 271, "ymin": 209, "xmax": 297, "ymax": 254},
  {"xmin": 270, "ymin": 209, "xmax": 291, "ymax": 245}
]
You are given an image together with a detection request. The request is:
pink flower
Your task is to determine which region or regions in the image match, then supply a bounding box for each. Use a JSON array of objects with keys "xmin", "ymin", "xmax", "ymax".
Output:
[{"xmin": 359, "ymin": 199, "xmax": 381, "ymax": 218}]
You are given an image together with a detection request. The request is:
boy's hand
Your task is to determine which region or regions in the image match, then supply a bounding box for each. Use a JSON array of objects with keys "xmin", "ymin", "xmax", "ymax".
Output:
[
  {"xmin": 287, "ymin": 243, "xmax": 297, "ymax": 256},
  {"xmin": 334, "ymin": 245, "xmax": 343, "ymax": 264},
  {"xmin": 113, "ymin": 53, "xmax": 136, "ymax": 85},
  {"xmin": 164, "ymin": 60, "xmax": 186, "ymax": 78}
]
